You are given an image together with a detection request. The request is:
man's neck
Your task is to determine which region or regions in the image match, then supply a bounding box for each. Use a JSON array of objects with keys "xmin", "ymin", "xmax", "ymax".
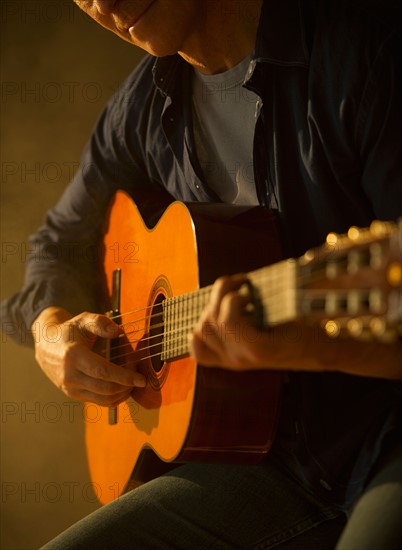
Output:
[{"xmin": 178, "ymin": 0, "xmax": 263, "ymax": 75}]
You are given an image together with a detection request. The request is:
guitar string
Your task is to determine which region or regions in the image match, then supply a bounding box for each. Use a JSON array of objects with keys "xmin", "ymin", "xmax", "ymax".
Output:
[
  {"xmin": 101, "ymin": 290, "xmax": 378, "ymax": 370},
  {"xmin": 100, "ymin": 295, "xmax": 208, "ymax": 355},
  {"xmin": 99, "ymin": 312, "xmax": 203, "ymax": 360},
  {"xmin": 98, "ymin": 282, "xmax": 299, "ymax": 358},
  {"xmin": 102, "ymin": 316, "xmax": 207, "ymax": 362},
  {"xmin": 99, "ymin": 286, "xmax": 349, "ymax": 366},
  {"xmin": 107, "ymin": 336, "xmax": 182, "ymax": 365},
  {"xmin": 109, "ymin": 288, "xmax": 287, "ymax": 345},
  {"xmin": 103, "ymin": 236, "xmax": 384, "ymax": 327},
  {"xmin": 106, "ymin": 282, "xmax": 272, "ymax": 331},
  {"xmin": 99, "ymin": 276, "xmax": 372, "ymax": 360},
  {"xmin": 103, "ymin": 260, "xmax": 357, "ymax": 327},
  {"xmin": 112, "ymin": 283, "xmax": 370, "ymax": 338},
  {"xmin": 115, "ymin": 288, "xmax": 211, "ymax": 331},
  {"xmin": 113, "ymin": 284, "xmax": 337, "ymax": 338},
  {"xmin": 106, "ymin": 286, "xmax": 213, "ymax": 324},
  {"xmin": 104, "ymin": 265, "xmax": 283, "ymax": 324},
  {"xmin": 98, "ymin": 262, "xmax": 378, "ymax": 365},
  {"xmin": 105, "ymin": 335, "xmax": 182, "ymax": 364},
  {"xmin": 104, "ymin": 303, "xmax": 370, "ymax": 371}
]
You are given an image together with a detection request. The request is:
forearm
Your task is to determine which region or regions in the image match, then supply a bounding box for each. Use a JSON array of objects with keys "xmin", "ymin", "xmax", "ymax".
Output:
[
  {"xmin": 190, "ymin": 276, "xmax": 402, "ymax": 381},
  {"xmin": 263, "ymin": 322, "xmax": 402, "ymax": 380},
  {"xmin": 1, "ymin": 176, "xmax": 109, "ymax": 346}
]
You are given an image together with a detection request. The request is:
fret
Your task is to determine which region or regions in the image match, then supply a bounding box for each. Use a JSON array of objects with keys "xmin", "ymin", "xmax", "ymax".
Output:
[
  {"xmin": 172, "ymin": 297, "xmax": 177, "ymax": 358},
  {"xmin": 161, "ymin": 260, "xmax": 299, "ymax": 363},
  {"xmin": 161, "ymin": 299, "xmax": 168, "ymax": 362},
  {"xmin": 248, "ymin": 260, "xmax": 298, "ymax": 325},
  {"xmin": 162, "ymin": 285, "xmax": 213, "ymax": 362}
]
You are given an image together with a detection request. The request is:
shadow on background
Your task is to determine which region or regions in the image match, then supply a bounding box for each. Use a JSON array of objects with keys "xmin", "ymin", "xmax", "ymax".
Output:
[{"xmin": 1, "ymin": 1, "xmax": 144, "ymax": 548}]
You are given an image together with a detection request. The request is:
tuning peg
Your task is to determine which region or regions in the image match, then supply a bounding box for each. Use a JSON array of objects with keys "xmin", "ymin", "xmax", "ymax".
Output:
[
  {"xmin": 347, "ymin": 226, "xmax": 361, "ymax": 241},
  {"xmin": 370, "ymin": 220, "xmax": 393, "ymax": 236},
  {"xmin": 346, "ymin": 318, "xmax": 363, "ymax": 337},
  {"xmin": 322, "ymin": 319, "xmax": 341, "ymax": 338},
  {"xmin": 322, "ymin": 317, "xmax": 372, "ymax": 340},
  {"xmin": 346, "ymin": 318, "xmax": 375, "ymax": 341},
  {"xmin": 326, "ymin": 232, "xmax": 339, "ymax": 249},
  {"xmin": 387, "ymin": 262, "xmax": 402, "ymax": 287},
  {"xmin": 322, "ymin": 316, "xmax": 399, "ymax": 342},
  {"xmin": 300, "ymin": 248, "xmax": 315, "ymax": 265},
  {"xmin": 368, "ymin": 317, "xmax": 397, "ymax": 342}
]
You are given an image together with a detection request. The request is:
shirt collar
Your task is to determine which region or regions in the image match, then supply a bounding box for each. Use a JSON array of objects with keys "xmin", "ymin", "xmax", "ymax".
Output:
[
  {"xmin": 254, "ymin": 0, "xmax": 310, "ymax": 67},
  {"xmin": 152, "ymin": 0, "xmax": 310, "ymax": 95},
  {"xmin": 152, "ymin": 54, "xmax": 183, "ymax": 96}
]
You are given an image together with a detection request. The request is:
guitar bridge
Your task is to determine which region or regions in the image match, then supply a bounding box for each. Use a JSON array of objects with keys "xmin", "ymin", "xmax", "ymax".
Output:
[{"xmin": 107, "ymin": 268, "xmax": 121, "ymax": 425}]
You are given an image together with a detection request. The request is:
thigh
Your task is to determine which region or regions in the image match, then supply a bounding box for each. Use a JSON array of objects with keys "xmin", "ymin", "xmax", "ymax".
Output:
[
  {"xmin": 336, "ymin": 445, "xmax": 402, "ymax": 550},
  {"xmin": 41, "ymin": 461, "xmax": 345, "ymax": 550}
]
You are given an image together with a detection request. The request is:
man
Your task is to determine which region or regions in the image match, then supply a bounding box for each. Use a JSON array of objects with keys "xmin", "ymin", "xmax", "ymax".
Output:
[{"xmin": 2, "ymin": 0, "xmax": 401, "ymax": 547}]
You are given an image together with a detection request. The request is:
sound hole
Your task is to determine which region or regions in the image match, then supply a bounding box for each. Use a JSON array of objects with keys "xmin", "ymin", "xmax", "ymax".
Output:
[{"xmin": 149, "ymin": 293, "xmax": 165, "ymax": 374}]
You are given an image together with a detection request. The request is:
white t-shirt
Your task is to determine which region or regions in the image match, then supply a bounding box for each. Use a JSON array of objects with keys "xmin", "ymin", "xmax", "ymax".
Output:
[{"xmin": 192, "ymin": 56, "xmax": 260, "ymax": 205}]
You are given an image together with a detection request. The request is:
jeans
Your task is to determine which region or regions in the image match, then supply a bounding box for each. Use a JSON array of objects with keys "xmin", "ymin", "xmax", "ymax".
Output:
[
  {"xmin": 41, "ymin": 459, "xmax": 345, "ymax": 549},
  {"xmin": 41, "ymin": 448, "xmax": 401, "ymax": 549},
  {"xmin": 336, "ymin": 445, "xmax": 402, "ymax": 550}
]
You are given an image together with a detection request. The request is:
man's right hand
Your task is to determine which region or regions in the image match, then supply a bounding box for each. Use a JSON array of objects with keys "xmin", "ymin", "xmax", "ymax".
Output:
[{"xmin": 32, "ymin": 307, "xmax": 146, "ymax": 406}]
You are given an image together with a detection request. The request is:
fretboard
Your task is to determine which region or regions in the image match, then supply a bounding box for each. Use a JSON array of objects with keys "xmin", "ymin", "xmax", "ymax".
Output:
[{"xmin": 161, "ymin": 259, "xmax": 298, "ymax": 362}]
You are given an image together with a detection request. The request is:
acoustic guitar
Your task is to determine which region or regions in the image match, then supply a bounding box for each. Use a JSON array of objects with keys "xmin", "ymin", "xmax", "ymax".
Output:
[{"xmin": 85, "ymin": 191, "xmax": 401, "ymax": 504}]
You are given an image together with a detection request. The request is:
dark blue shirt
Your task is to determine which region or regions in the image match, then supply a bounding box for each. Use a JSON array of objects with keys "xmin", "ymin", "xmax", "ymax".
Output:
[{"xmin": 2, "ymin": 0, "xmax": 401, "ymax": 509}]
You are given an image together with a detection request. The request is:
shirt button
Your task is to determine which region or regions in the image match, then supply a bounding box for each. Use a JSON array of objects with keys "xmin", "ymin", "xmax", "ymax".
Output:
[
  {"xmin": 319, "ymin": 479, "xmax": 332, "ymax": 491},
  {"xmin": 247, "ymin": 60, "xmax": 256, "ymax": 77}
]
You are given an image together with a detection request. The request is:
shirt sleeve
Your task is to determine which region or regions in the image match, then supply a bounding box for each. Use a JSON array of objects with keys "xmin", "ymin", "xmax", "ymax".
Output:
[
  {"xmin": 357, "ymin": 24, "xmax": 402, "ymax": 220},
  {"xmin": 0, "ymin": 55, "xmax": 164, "ymax": 346}
]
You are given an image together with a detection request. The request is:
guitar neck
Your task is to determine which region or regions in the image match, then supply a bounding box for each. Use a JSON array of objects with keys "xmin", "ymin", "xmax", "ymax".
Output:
[
  {"xmin": 161, "ymin": 259, "xmax": 298, "ymax": 362},
  {"xmin": 162, "ymin": 221, "xmax": 401, "ymax": 360}
]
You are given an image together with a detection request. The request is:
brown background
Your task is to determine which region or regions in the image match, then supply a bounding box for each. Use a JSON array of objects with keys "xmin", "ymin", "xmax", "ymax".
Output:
[{"xmin": 1, "ymin": 1, "xmax": 144, "ymax": 548}]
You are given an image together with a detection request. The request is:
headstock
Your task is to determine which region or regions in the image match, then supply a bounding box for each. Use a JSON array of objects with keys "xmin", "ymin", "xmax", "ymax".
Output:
[{"xmin": 298, "ymin": 220, "xmax": 402, "ymax": 342}]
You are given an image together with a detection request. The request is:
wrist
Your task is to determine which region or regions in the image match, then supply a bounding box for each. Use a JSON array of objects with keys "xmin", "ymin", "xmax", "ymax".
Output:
[{"xmin": 31, "ymin": 307, "xmax": 73, "ymax": 344}]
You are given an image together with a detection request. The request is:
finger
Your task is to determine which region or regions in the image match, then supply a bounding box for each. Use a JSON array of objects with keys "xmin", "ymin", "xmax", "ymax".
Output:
[
  {"xmin": 218, "ymin": 290, "xmax": 253, "ymax": 325},
  {"xmin": 188, "ymin": 328, "xmax": 225, "ymax": 366},
  {"xmin": 64, "ymin": 369, "xmax": 142, "ymax": 396},
  {"xmin": 192, "ymin": 289, "xmax": 250, "ymax": 351},
  {"xmin": 65, "ymin": 344, "xmax": 147, "ymax": 388},
  {"xmin": 190, "ymin": 286, "xmax": 260, "ymax": 368},
  {"xmin": 72, "ymin": 312, "xmax": 120, "ymax": 341},
  {"xmin": 208, "ymin": 274, "xmax": 249, "ymax": 319},
  {"xmin": 189, "ymin": 314, "xmax": 231, "ymax": 365}
]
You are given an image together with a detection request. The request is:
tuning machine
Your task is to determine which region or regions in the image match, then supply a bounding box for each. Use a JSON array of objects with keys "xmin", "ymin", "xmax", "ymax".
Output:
[{"xmin": 322, "ymin": 316, "xmax": 399, "ymax": 343}]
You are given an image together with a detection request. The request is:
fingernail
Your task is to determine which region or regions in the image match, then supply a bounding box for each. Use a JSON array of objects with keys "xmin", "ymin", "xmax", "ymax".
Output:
[{"xmin": 106, "ymin": 324, "xmax": 119, "ymax": 336}]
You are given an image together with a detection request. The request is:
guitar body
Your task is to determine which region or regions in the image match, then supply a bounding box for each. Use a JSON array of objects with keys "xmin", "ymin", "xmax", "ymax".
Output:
[{"xmin": 85, "ymin": 191, "xmax": 284, "ymax": 504}]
